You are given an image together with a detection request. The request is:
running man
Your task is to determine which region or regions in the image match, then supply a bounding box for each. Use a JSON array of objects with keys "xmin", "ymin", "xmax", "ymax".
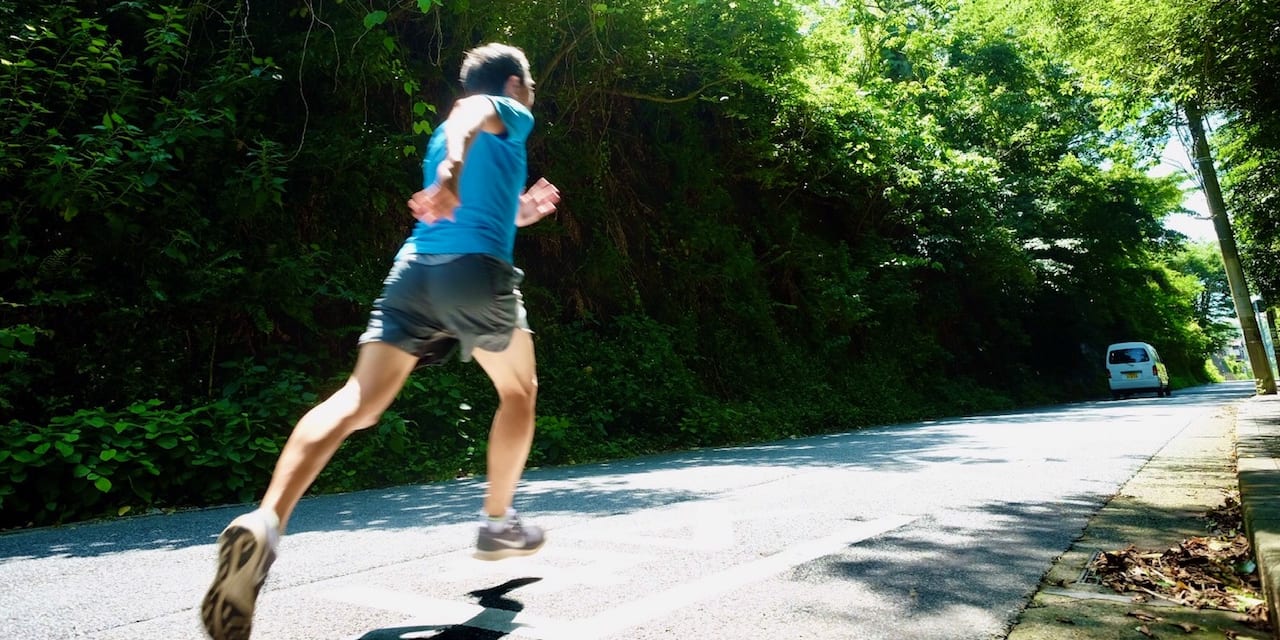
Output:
[{"xmin": 201, "ymin": 42, "xmax": 560, "ymax": 640}]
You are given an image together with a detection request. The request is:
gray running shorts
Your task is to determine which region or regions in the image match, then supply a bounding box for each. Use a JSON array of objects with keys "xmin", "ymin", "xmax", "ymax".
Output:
[{"xmin": 358, "ymin": 254, "xmax": 529, "ymax": 365}]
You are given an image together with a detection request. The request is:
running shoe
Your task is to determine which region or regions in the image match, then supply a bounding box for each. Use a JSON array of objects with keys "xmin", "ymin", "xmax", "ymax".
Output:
[
  {"xmin": 200, "ymin": 510, "xmax": 279, "ymax": 640},
  {"xmin": 475, "ymin": 514, "xmax": 545, "ymax": 561}
]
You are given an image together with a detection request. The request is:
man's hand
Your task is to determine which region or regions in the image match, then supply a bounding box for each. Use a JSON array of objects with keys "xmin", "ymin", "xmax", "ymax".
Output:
[
  {"xmin": 407, "ymin": 184, "xmax": 459, "ymax": 225},
  {"xmin": 516, "ymin": 178, "xmax": 560, "ymax": 227}
]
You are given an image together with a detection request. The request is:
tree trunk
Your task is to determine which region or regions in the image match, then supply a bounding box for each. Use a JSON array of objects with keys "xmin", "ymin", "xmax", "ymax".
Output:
[{"xmin": 1185, "ymin": 102, "xmax": 1277, "ymax": 394}]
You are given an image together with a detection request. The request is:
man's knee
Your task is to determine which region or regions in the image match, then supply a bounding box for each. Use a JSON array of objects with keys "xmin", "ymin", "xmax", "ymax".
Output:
[
  {"xmin": 338, "ymin": 398, "xmax": 387, "ymax": 432},
  {"xmin": 496, "ymin": 378, "xmax": 537, "ymax": 410},
  {"xmin": 314, "ymin": 383, "xmax": 386, "ymax": 433}
]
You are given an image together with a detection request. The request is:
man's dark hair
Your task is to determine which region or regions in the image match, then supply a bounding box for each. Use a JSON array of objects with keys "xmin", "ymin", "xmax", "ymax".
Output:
[{"xmin": 460, "ymin": 43, "xmax": 530, "ymax": 96}]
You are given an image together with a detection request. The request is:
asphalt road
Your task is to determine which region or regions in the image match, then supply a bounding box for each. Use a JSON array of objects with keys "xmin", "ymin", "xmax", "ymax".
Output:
[{"xmin": 0, "ymin": 381, "xmax": 1257, "ymax": 640}]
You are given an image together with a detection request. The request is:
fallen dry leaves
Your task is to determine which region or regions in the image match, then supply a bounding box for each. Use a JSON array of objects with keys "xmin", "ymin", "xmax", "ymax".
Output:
[{"xmin": 1088, "ymin": 492, "xmax": 1271, "ymax": 632}]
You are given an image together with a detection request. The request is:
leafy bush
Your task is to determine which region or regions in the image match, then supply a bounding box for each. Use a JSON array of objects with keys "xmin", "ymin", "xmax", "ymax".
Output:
[
  {"xmin": 536, "ymin": 315, "xmax": 703, "ymax": 446},
  {"xmin": 0, "ymin": 361, "xmax": 329, "ymax": 527},
  {"xmin": 1, "ymin": 399, "xmax": 271, "ymax": 527}
]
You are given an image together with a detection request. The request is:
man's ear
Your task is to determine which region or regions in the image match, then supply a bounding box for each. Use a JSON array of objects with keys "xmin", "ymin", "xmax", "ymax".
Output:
[{"xmin": 503, "ymin": 74, "xmax": 522, "ymax": 96}]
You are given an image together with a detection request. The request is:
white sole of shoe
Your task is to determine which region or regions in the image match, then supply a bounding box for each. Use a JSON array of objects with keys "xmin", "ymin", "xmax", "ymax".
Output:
[
  {"xmin": 473, "ymin": 540, "xmax": 545, "ymax": 561},
  {"xmin": 201, "ymin": 525, "xmax": 270, "ymax": 640}
]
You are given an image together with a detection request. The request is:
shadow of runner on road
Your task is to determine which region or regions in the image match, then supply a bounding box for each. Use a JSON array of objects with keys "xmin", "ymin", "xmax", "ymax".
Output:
[{"xmin": 355, "ymin": 577, "xmax": 541, "ymax": 640}]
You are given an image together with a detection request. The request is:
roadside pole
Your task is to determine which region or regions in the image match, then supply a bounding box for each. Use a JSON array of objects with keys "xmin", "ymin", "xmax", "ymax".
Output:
[{"xmin": 1186, "ymin": 102, "xmax": 1277, "ymax": 394}]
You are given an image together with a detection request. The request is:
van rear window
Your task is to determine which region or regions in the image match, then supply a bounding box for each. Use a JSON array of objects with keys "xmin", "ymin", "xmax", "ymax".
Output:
[{"xmin": 1109, "ymin": 348, "xmax": 1150, "ymax": 364}]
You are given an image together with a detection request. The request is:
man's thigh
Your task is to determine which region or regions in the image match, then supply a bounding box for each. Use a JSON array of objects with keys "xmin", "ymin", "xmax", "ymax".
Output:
[{"xmin": 472, "ymin": 329, "xmax": 537, "ymax": 394}]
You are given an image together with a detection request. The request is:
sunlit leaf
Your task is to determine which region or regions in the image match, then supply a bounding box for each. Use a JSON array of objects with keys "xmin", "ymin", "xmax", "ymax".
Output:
[{"xmin": 362, "ymin": 10, "xmax": 387, "ymax": 29}]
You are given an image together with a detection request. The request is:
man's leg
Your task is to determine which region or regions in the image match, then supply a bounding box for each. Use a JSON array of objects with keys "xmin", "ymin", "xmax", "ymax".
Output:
[
  {"xmin": 471, "ymin": 329, "xmax": 544, "ymax": 559},
  {"xmin": 201, "ymin": 341, "xmax": 418, "ymax": 640},
  {"xmin": 262, "ymin": 341, "xmax": 419, "ymax": 529}
]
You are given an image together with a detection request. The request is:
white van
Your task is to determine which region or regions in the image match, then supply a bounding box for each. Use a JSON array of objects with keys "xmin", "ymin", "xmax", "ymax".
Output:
[{"xmin": 1105, "ymin": 342, "xmax": 1171, "ymax": 399}]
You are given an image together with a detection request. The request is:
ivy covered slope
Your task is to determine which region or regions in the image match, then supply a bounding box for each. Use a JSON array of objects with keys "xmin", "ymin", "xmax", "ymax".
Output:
[{"xmin": 0, "ymin": 0, "xmax": 1249, "ymax": 528}]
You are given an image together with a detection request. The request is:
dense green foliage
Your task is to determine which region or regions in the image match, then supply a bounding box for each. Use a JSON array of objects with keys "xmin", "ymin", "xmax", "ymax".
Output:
[
  {"xmin": 1155, "ymin": 0, "xmax": 1280, "ymax": 302},
  {"xmin": 997, "ymin": 0, "xmax": 1280, "ymax": 309},
  {"xmin": 0, "ymin": 0, "xmax": 1246, "ymax": 528}
]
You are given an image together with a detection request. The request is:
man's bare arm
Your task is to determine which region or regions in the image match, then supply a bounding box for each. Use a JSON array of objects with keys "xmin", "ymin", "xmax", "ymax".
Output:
[
  {"xmin": 437, "ymin": 96, "xmax": 505, "ymax": 196},
  {"xmin": 407, "ymin": 96, "xmax": 505, "ymax": 224}
]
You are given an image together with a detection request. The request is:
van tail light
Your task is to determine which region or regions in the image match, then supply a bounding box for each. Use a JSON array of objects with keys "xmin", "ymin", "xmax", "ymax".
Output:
[{"xmin": 1152, "ymin": 365, "xmax": 1159, "ymax": 376}]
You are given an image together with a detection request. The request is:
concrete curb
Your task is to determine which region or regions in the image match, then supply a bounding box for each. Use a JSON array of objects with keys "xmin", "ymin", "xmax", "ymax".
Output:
[{"xmin": 1236, "ymin": 394, "xmax": 1280, "ymax": 640}]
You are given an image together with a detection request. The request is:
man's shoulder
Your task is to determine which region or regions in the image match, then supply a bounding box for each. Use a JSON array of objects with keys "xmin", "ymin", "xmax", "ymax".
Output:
[
  {"xmin": 487, "ymin": 95, "xmax": 532, "ymax": 117},
  {"xmin": 487, "ymin": 96, "xmax": 533, "ymax": 139}
]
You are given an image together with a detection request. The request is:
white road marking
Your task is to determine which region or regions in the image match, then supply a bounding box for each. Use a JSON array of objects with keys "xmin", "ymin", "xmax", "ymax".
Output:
[
  {"xmin": 431, "ymin": 548, "xmax": 657, "ymax": 591},
  {"xmin": 564, "ymin": 515, "xmax": 917, "ymax": 639},
  {"xmin": 556, "ymin": 504, "xmax": 822, "ymax": 551},
  {"xmin": 557, "ymin": 503, "xmax": 738, "ymax": 551},
  {"xmin": 328, "ymin": 514, "xmax": 915, "ymax": 640}
]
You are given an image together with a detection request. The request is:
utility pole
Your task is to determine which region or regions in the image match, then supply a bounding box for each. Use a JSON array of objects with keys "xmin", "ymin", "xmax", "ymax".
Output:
[
  {"xmin": 1185, "ymin": 102, "xmax": 1277, "ymax": 394},
  {"xmin": 1270, "ymin": 308, "xmax": 1280, "ymax": 377}
]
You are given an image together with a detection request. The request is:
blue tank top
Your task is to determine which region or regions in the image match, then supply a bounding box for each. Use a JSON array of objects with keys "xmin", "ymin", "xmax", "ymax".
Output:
[{"xmin": 399, "ymin": 96, "xmax": 533, "ymax": 263}]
